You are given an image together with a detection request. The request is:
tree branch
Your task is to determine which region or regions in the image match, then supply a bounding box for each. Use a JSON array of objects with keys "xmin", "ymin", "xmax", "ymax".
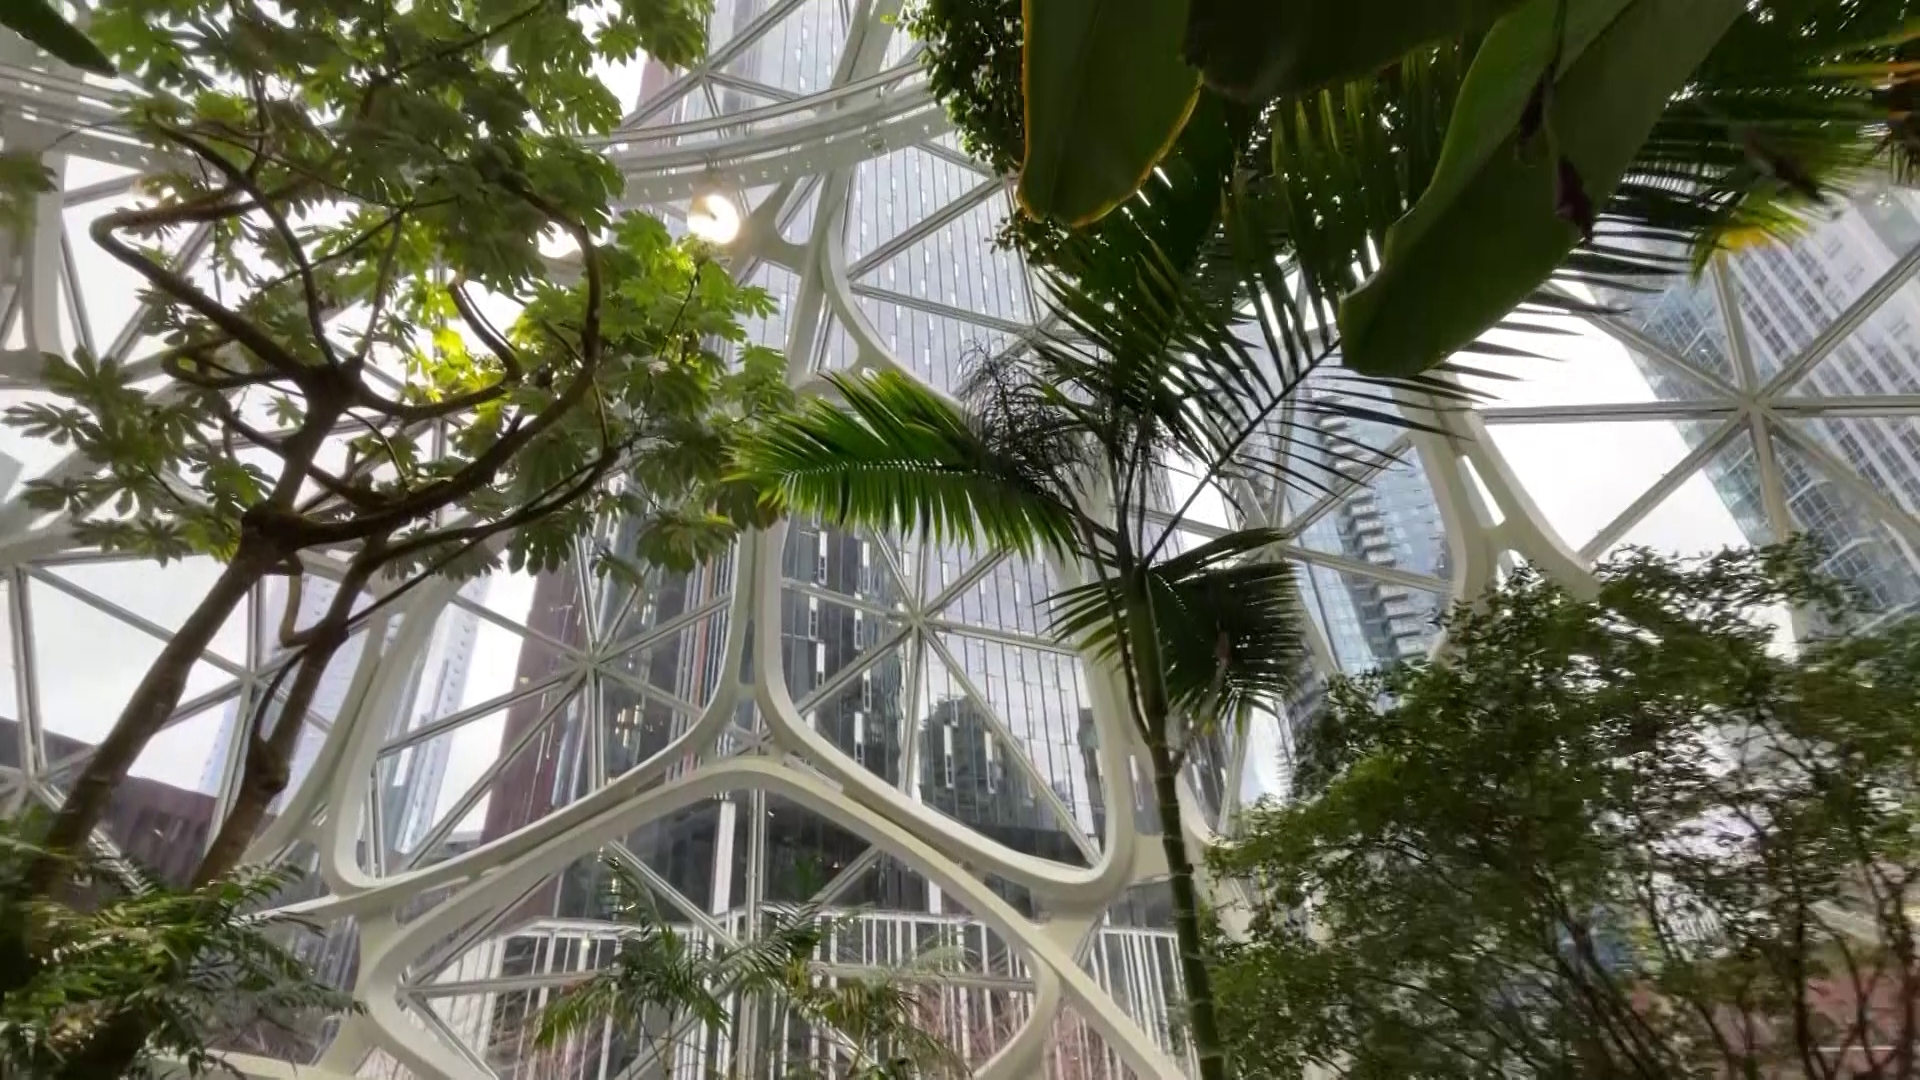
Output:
[
  {"xmin": 150, "ymin": 123, "xmax": 342, "ymax": 371},
  {"xmin": 90, "ymin": 208, "xmax": 312, "ymax": 387}
]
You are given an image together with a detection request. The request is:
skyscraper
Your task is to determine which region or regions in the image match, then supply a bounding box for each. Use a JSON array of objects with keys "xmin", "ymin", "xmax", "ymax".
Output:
[
  {"xmin": 1289, "ymin": 395, "xmax": 1450, "ymax": 675},
  {"xmin": 1625, "ymin": 188, "xmax": 1920, "ymax": 624}
]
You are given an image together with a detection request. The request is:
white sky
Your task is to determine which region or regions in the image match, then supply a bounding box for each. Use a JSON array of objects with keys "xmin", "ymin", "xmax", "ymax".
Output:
[{"xmin": 1466, "ymin": 316, "xmax": 1749, "ymax": 558}]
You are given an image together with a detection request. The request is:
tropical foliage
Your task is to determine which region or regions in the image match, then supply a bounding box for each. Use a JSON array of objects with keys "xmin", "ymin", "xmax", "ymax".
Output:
[
  {"xmin": 735, "ymin": 152, "xmax": 1483, "ymax": 1076},
  {"xmin": 907, "ymin": 0, "xmax": 1918, "ymax": 373},
  {"xmin": 1211, "ymin": 543, "xmax": 1920, "ymax": 1079},
  {"xmin": 531, "ymin": 859, "xmax": 964, "ymax": 1079},
  {"xmin": 0, "ymin": 812, "xmax": 351, "ymax": 1079},
  {"xmin": 0, "ymin": 0, "xmax": 788, "ymax": 1070},
  {"xmin": 900, "ymin": 0, "xmax": 1022, "ymax": 178}
]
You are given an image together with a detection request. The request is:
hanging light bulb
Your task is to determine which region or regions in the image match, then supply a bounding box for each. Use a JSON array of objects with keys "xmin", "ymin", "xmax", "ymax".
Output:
[{"xmin": 687, "ymin": 191, "xmax": 741, "ymax": 245}]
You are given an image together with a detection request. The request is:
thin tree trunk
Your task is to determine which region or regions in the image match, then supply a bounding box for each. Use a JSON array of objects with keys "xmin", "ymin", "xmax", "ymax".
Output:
[
  {"xmin": 5, "ymin": 549, "xmax": 272, "ymax": 1025},
  {"xmin": 1148, "ymin": 739, "xmax": 1227, "ymax": 1080},
  {"xmin": 193, "ymin": 615, "xmax": 350, "ymax": 882},
  {"xmin": 24, "ymin": 541, "xmax": 272, "ymax": 895},
  {"xmin": 65, "ymin": 574, "xmax": 363, "ymax": 1080},
  {"xmin": 1122, "ymin": 575, "xmax": 1227, "ymax": 1080}
]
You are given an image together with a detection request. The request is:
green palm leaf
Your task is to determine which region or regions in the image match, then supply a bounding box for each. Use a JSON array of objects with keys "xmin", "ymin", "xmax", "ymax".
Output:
[
  {"xmin": 732, "ymin": 368, "xmax": 1082, "ymax": 558},
  {"xmin": 532, "ymin": 860, "xmax": 728, "ymax": 1053},
  {"xmin": 1049, "ymin": 527, "xmax": 1304, "ymax": 724}
]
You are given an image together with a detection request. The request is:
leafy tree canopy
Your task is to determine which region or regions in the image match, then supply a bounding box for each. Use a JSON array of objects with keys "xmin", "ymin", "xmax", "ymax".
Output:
[
  {"xmin": 0, "ymin": 0, "xmax": 794, "ymax": 1048},
  {"xmin": 1212, "ymin": 543, "xmax": 1920, "ymax": 1079},
  {"xmin": 10, "ymin": 0, "xmax": 784, "ymax": 580}
]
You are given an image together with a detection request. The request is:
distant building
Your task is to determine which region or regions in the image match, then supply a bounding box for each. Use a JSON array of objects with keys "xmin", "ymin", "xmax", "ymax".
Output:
[
  {"xmin": 1627, "ymin": 188, "xmax": 1920, "ymax": 626},
  {"xmin": 1, "ymin": 716, "xmax": 215, "ymax": 886},
  {"xmin": 1286, "ymin": 395, "xmax": 1449, "ymax": 676}
]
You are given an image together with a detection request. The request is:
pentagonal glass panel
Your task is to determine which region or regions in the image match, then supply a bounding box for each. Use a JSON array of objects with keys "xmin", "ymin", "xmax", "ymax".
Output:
[
  {"xmin": 852, "ymin": 290, "xmax": 1023, "ymax": 396},
  {"xmin": 599, "ymin": 679, "xmax": 700, "ymax": 783},
  {"xmin": 624, "ymin": 797, "xmax": 733, "ymax": 912},
  {"xmin": 77, "ymin": 704, "xmax": 231, "ymax": 887},
  {"xmin": 781, "ymin": 584, "xmax": 909, "ymax": 708},
  {"xmin": 1462, "ymin": 307, "xmax": 1732, "ymax": 408},
  {"xmin": 27, "ymin": 577, "xmax": 233, "ymax": 750},
  {"xmin": 1290, "ymin": 555, "xmax": 1446, "ymax": 675},
  {"xmin": 781, "ymin": 519, "xmax": 910, "ymax": 611},
  {"xmin": 848, "ymin": 145, "xmax": 1000, "ymax": 267},
  {"xmin": 934, "ymin": 551, "xmax": 1065, "ymax": 639},
  {"xmin": 1596, "ymin": 426, "xmax": 1771, "ymax": 559},
  {"xmin": 717, "ymin": 0, "xmax": 848, "ymax": 95},
  {"xmin": 602, "ymin": 554, "xmax": 735, "ymax": 652},
  {"xmin": 39, "ymin": 555, "xmax": 250, "ymax": 666},
  {"xmin": 1588, "ymin": 257, "xmax": 1739, "ymax": 389},
  {"xmin": 735, "ymin": 261, "xmax": 801, "ymax": 351},
  {"xmin": 1285, "ymin": 443, "xmax": 1451, "ymax": 588},
  {"xmin": 934, "ymin": 632, "xmax": 1099, "ymax": 836},
  {"xmin": 1772, "ymin": 432, "xmax": 1920, "ymax": 624},
  {"xmin": 1784, "ymin": 274, "xmax": 1920, "ymax": 399},
  {"xmin": 760, "ymin": 793, "xmax": 872, "ymax": 904},
  {"xmin": 406, "ymin": 682, "xmax": 589, "ymax": 861},
  {"xmin": 1783, "ymin": 415, "xmax": 1920, "ymax": 518},
  {"xmin": 1487, "ymin": 418, "xmax": 1722, "ymax": 554}
]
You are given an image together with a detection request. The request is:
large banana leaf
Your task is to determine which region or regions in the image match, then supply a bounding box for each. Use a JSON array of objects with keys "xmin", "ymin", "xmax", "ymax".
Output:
[
  {"xmin": 1016, "ymin": 0, "xmax": 1200, "ymax": 226},
  {"xmin": 1184, "ymin": 0, "xmax": 1523, "ymax": 102},
  {"xmin": 2, "ymin": 0, "xmax": 114, "ymax": 74},
  {"xmin": 1337, "ymin": 0, "xmax": 1745, "ymax": 376}
]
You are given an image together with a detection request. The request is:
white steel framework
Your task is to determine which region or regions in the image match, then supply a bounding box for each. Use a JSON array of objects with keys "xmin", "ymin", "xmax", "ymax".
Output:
[{"xmin": 4, "ymin": 2, "xmax": 1920, "ymax": 1078}]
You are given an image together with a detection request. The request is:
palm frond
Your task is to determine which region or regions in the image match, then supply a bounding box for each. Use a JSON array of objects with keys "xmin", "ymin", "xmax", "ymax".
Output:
[
  {"xmin": 718, "ymin": 902, "xmax": 832, "ymax": 994},
  {"xmin": 532, "ymin": 861, "xmax": 730, "ymax": 1053},
  {"xmin": 1263, "ymin": 3, "xmax": 1911, "ymax": 315},
  {"xmin": 732, "ymin": 369, "xmax": 1082, "ymax": 558},
  {"xmin": 1050, "ymin": 527, "xmax": 1305, "ymax": 725},
  {"xmin": 0, "ymin": 823, "xmax": 355, "ymax": 1080}
]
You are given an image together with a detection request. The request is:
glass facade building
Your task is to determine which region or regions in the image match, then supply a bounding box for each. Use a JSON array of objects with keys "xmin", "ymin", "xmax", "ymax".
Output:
[{"xmin": 1618, "ymin": 189, "xmax": 1920, "ymax": 627}]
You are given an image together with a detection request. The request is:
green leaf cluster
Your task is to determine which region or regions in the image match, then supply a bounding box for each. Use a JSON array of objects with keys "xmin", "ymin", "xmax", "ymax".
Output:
[
  {"xmin": 908, "ymin": 0, "xmax": 1916, "ymax": 373},
  {"xmin": 0, "ymin": 810, "xmax": 356, "ymax": 1078},
  {"xmin": 6, "ymin": 0, "xmax": 784, "ymax": 578},
  {"xmin": 531, "ymin": 858, "xmax": 966, "ymax": 1079},
  {"xmin": 1211, "ymin": 542, "xmax": 1920, "ymax": 1079}
]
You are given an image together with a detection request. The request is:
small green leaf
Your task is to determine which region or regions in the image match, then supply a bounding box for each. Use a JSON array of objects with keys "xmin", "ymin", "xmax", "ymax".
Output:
[
  {"xmin": 1183, "ymin": 0, "xmax": 1522, "ymax": 102},
  {"xmin": 1338, "ymin": 0, "xmax": 1745, "ymax": 376},
  {"xmin": 1016, "ymin": 0, "xmax": 1201, "ymax": 226},
  {"xmin": 1, "ymin": 0, "xmax": 115, "ymax": 74}
]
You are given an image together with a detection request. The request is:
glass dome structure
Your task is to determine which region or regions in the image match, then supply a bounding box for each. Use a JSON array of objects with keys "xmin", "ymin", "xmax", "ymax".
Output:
[{"xmin": 3, "ymin": 2, "xmax": 1920, "ymax": 1077}]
